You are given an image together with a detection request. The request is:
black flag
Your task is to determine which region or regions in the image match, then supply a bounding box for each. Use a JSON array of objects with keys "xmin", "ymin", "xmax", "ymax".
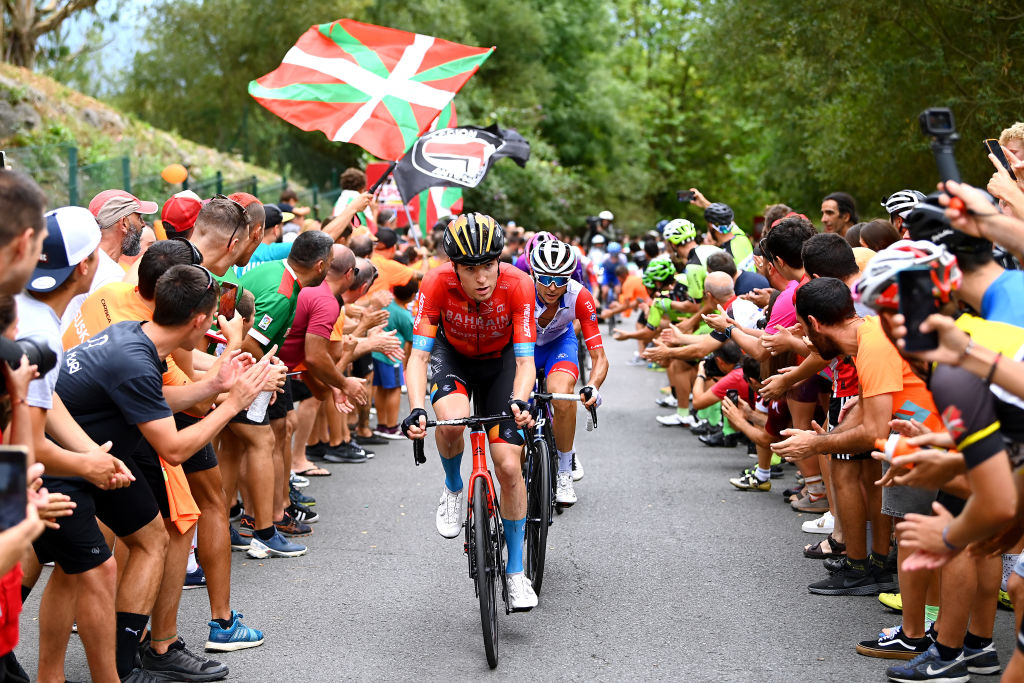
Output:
[{"xmin": 393, "ymin": 124, "xmax": 530, "ymax": 201}]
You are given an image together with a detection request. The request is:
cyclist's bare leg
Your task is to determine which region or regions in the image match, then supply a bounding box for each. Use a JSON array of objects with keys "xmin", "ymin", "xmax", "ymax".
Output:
[
  {"xmin": 490, "ymin": 441, "xmax": 527, "ymax": 519},
  {"xmin": 432, "ymin": 393, "xmax": 470, "ymax": 459},
  {"xmin": 546, "ymin": 370, "xmax": 577, "ymax": 453}
]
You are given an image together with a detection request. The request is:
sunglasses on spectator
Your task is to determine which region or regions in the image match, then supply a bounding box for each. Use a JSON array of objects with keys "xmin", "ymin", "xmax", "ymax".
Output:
[
  {"xmin": 535, "ymin": 274, "xmax": 570, "ymax": 287},
  {"xmin": 758, "ymin": 238, "xmax": 775, "ymax": 263},
  {"xmin": 212, "ymin": 194, "xmax": 249, "ymax": 245},
  {"xmin": 169, "ymin": 236, "xmax": 204, "ymax": 265},
  {"xmin": 191, "ymin": 264, "xmax": 217, "ymax": 311}
]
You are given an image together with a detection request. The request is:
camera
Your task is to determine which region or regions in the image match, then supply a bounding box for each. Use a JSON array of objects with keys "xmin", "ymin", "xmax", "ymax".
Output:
[
  {"xmin": 0, "ymin": 336, "xmax": 57, "ymax": 394},
  {"xmin": 919, "ymin": 107, "xmax": 961, "ymax": 183},
  {"xmin": 701, "ymin": 352, "xmax": 726, "ymax": 379}
]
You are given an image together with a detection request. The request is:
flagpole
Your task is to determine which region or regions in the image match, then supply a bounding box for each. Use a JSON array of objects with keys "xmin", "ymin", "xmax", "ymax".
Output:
[{"xmin": 401, "ymin": 203, "xmax": 421, "ymax": 248}]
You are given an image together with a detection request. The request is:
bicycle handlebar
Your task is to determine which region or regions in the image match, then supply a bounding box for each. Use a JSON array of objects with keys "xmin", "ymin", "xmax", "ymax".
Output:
[
  {"xmin": 411, "ymin": 414, "xmax": 509, "ymax": 466},
  {"xmin": 530, "ymin": 391, "xmax": 599, "ymax": 432}
]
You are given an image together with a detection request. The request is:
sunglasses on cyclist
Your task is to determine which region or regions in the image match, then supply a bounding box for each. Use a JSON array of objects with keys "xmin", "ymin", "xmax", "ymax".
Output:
[{"xmin": 535, "ymin": 274, "xmax": 570, "ymax": 288}]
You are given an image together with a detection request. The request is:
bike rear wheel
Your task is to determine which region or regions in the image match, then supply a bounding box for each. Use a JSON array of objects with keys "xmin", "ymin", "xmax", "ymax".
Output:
[
  {"xmin": 524, "ymin": 436, "xmax": 552, "ymax": 595},
  {"xmin": 473, "ymin": 477, "xmax": 500, "ymax": 668}
]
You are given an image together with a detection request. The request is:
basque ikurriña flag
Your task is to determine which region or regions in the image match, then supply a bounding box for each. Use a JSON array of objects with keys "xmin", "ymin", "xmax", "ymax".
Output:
[{"xmin": 248, "ymin": 19, "xmax": 494, "ymax": 161}]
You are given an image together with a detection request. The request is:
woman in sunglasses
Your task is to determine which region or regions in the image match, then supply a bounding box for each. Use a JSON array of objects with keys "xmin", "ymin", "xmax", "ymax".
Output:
[{"xmin": 529, "ymin": 240, "xmax": 608, "ymax": 505}]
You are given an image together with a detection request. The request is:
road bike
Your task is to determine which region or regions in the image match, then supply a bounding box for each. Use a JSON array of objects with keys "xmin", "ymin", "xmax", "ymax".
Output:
[
  {"xmin": 413, "ymin": 405, "xmax": 509, "ymax": 669},
  {"xmin": 522, "ymin": 380, "xmax": 597, "ymax": 596}
]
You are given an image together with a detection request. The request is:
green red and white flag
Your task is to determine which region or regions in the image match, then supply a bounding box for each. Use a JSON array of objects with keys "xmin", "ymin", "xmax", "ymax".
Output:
[
  {"xmin": 248, "ymin": 19, "xmax": 494, "ymax": 162},
  {"xmin": 410, "ymin": 101, "xmax": 462, "ymax": 234}
]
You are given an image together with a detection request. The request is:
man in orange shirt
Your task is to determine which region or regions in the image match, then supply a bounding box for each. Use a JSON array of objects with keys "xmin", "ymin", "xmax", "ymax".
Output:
[{"xmin": 772, "ymin": 277, "xmax": 941, "ymax": 654}]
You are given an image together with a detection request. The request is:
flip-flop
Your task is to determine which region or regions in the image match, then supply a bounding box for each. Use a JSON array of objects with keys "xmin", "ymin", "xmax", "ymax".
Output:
[{"xmin": 296, "ymin": 467, "xmax": 331, "ymax": 477}]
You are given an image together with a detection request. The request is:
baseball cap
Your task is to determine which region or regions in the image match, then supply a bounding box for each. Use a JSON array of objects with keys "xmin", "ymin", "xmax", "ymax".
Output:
[
  {"xmin": 88, "ymin": 189, "xmax": 158, "ymax": 228},
  {"xmin": 160, "ymin": 190, "xmax": 202, "ymax": 236},
  {"xmin": 376, "ymin": 228, "xmax": 398, "ymax": 248},
  {"xmin": 28, "ymin": 206, "xmax": 102, "ymax": 293}
]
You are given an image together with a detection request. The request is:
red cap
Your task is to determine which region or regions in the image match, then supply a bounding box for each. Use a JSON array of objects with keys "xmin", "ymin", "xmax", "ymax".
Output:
[{"xmin": 161, "ymin": 191, "xmax": 202, "ymax": 235}]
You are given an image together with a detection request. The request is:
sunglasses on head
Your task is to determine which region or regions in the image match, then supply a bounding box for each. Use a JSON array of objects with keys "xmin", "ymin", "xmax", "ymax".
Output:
[
  {"xmin": 169, "ymin": 236, "xmax": 203, "ymax": 265},
  {"xmin": 212, "ymin": 194, "xmax": 249, "ymax": 244},
  {"xmin": 758, "ymin": 238, "xmax": 775, "ymax": 263},
  {"xmin": 535, "ymin": 274, "xmax": 570, "ymax": 287}
]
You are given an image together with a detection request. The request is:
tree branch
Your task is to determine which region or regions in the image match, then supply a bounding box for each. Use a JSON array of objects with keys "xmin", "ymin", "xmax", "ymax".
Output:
[{"xmin": 31, "ymin": 0, "xmax": 99, "ymax": 38}]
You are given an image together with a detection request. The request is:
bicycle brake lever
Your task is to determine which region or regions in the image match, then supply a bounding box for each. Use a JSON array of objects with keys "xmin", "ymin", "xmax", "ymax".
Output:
[
  {"xmin": 586, "ymin": 405, "xmax": 598, "ymax": 431},
  {"xmin": 413, "ymin": 438, "xmax": 426, "ymax": 465}
]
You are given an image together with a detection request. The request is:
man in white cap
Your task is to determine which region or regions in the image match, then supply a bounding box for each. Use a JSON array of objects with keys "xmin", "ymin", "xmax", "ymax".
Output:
[{"xmin": 61, "ymin": 189, "xmax": 158, "ymax": 331}]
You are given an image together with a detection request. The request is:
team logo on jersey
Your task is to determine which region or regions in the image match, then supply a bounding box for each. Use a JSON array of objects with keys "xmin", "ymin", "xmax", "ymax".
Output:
[{"xmin": 258, "ymin": 314, "xmax": 273, "ymax": 331}]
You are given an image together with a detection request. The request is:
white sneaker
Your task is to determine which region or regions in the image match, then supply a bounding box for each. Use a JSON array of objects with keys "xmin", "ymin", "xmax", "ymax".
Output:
[
  {"xmin": 571, "ymin": 453, "xmax": 584, "ymax": 482},
  {"xmin": 506, "ymin": 572, "xmax": 538, "ymax": 611},
  {"xmin": 555, "ymin": 472, "xmax": 577, "ymax": 506},
  {"xmin": 626, "ymin": 355, "xmax": 647, "ymax": 367},
  {"xmin": 655, "ymin": 395, "xmax": 678, "ymax": 408},
  {"xmin": 656, "ymin": 413, "xmax": 696, "ymax": 427},
  {"xmin": 801, "ymin": 510, "xmax": 834, "ymax": 535},
  {"xmin": 435, "ymin": 486, "xmax": 464, "ymax": 538}
]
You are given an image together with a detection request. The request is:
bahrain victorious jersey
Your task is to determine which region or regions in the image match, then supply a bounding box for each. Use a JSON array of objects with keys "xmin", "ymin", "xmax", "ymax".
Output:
[
  {"xmin": 534, "ymin": 278, "xmax": 603, "ymax": 350},
  {"xmin": 413, "ymin": 262, "xmax": 536, "ymax": 359}
]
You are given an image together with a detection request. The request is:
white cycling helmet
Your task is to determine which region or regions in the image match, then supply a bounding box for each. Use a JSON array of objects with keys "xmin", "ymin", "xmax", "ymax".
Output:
[
  {"xmin": 881, "ymin": 190, "xmax": 926, "ymax": 219},
  {"xmin": 598, "ymin": 210, "xmax": 614, "ymax": 221},
  {"xmin": 531, "ymin": 239, "xmax": 578, "ymax": 277},
  {"xmin": 854, "ymin": 239, "xmax": 961, "ymax": 311}
]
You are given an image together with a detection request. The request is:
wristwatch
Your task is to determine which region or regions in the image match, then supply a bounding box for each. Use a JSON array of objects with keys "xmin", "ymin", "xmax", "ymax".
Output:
[{"xmin": 725, "ymin": 325, "xmax": 735, "ymax": 338}]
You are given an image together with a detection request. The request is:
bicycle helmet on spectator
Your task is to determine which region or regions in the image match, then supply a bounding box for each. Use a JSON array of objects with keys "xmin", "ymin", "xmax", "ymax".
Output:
[
  {"xmin": 854, "ymin": 240, "xmax": 962, "ymax": 312},
  {"xmin": 607, "ymin": 241, "xmax": 623, "ymax": 255},
  {"xmin": 530, "ymin": 240, "xmax": 577, "ymax": 277},
  {"xmin": 442, "ymin": 213, "xmax": 504, "ymax": 266},
  {"xmin": 663, "ymin": 218, "xmax": 697, "ymax": 246},
  {"xmin": 644, "ymin": 256, "xmax": 677, "ymax": 284},
  {"xmin": 704, "ymin": 203, "xmax": 734, "ymax": 231},
  {"xmin": 880, "ymin": 190, "xmax": 926, "ymax": 219},
  {"xmin": 598, "ymin": 210, "xmax": 614, "ymax": 221}
]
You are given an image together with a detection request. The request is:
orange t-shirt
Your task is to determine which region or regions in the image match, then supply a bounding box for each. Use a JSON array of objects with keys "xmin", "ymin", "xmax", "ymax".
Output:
[
  {"xmin": 854, "ymin": 316, "xmax": 942, "ymax": 429},
  {"xmin": 366, "ymin": 252, "xmax": 416, "ymax": 296},
  {"xmin": 329, "ymin": 306, "xmax": 347, "ymax": 343},
  {"xmin": 618, "ymin": 273, "xmax": 651, "ymax": 318}
]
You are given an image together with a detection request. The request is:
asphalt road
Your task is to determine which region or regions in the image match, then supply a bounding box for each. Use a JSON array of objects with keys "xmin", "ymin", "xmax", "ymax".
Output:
[{"xmin": 19, "ymin": 336, "xmax": 1019, "ymax": 681}]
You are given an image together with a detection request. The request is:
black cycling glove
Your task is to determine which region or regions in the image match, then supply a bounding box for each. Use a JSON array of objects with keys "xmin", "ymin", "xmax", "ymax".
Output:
[
  {"xmin": 507, "ymin": 399, "xmax": 530, "ymax": 417},
  {"xmin": 401, "ymin": 408, "xmax": 428, "ymax": 437}
]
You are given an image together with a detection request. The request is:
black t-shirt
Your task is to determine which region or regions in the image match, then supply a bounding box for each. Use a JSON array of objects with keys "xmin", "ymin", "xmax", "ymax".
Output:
[
  {"xmin": 56, "ymin": 321, "xmax": 173, "ymax": 462},
  {"xmin": 735, "ymin": 270, "xmax": 769, "ymax": 296},
  {"xmin": 929, "ymin": 365, "xmax": 1023, "ymax": 470}
]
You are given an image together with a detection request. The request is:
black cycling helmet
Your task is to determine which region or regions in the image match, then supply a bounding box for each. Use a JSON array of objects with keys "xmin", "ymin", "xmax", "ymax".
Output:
[
  {"xmin": 704, "ymin": 202, "xmax": 734, "ymax": 227},
  {"xmin": 442, "ymin": 212, "xmax": 505, "ymax": 266}
]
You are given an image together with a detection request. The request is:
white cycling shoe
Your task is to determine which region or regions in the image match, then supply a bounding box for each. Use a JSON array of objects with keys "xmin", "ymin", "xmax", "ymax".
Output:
[
  {"xmin": 506, "ymin": 572, "xmax": 538, "ymax": 611},
  {"xmin": 555, "ymin": 471, "xmax": 577, "ymax": 506},
  {"xmin": 435, "ymin": 485, "xmax": 464, "ymax": 539}
]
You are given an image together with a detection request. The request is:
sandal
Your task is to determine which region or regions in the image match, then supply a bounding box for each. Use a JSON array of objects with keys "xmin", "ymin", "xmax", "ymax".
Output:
[
  {"xmin": 295, "ymin": 467, "xmax": 331, "ymax": 477},
  {"xmin": 804, "ymin": 533, "xmax": 846, "ymax": 559}
]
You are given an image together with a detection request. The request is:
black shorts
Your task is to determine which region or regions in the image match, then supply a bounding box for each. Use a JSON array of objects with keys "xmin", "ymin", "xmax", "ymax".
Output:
[
  {"xmin": 267, "ymin": 377, "xmax": 294, "ymax": 421},
  {"xmin": 32, "ymin": 479, "xmax": 111, "ymax": 575},
  {"xmin": 352, "ymin": 354, "xmax": 373, "ymax": 378},
  {"xmin": 291, "ymin": 378, "xmax": 313, "ymax": 402},
  {"xmin": 131, "ymin": 441, "xmax": 171, "ymax": 518},
  {"xmin": 428, "ymin": 334, "xmax": 524, "ymax": 446},
  {"xmin": 175, "ymin": 413, "xmax": 218, "ymax": 474},
  {"xmin": 829, "ymin": 395, "xmax": 871, "ymax": 461}
]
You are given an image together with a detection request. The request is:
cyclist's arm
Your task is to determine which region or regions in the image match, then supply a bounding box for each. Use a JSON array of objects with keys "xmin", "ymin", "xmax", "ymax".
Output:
[
  {"xmin": 406, "ymin": 349, "xmax": 430, "ymax": 412},
  {"xmin": 588, "ymin": 346, "xmax": 609, "ymax": 390},
  {"xmin": 575, "ymin": 289, "xmax": 608, "ymax": 389},
  {"xmin": 512, "ymin": 356, "xmax": 536, "ymax": 403}
]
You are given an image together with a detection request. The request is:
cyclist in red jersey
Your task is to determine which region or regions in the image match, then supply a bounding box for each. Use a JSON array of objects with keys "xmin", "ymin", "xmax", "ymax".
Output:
[{"xmin": 402, "ymin": 213, "xmax": 540, "ymax": 611}]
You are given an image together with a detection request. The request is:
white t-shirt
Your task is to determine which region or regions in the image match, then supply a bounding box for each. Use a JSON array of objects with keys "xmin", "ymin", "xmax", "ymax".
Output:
[
  {"xmin": 14, "ymin": 293, "xmax": 63, "ymax": 410},
  {"xmin": 728, "ymin": 297, "xmax": 762, "ymax": 331},
  {"xmin": 61, "ymin": 250, "xmax": 124, "ymax": 333}
]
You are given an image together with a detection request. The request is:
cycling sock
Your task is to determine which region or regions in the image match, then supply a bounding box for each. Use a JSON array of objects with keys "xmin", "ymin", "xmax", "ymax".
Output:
[
  {"xmin": 676, "ymin": 407, "xmax": 690, "ymax": 419},
  {"xmin": 441, "ymin": 451, "xmax": 464, "ymax": 492},
  {"xmin": 934, "ymin": 641, "xmax": 962, "ymax": 661},
  {"xmin": 502, "ymin": 517, "xmax": 527, "ymax": 574},
  {"xmin": 755, "ymin": 467, "xmax": 771, "ymax": 482},
  {"xmin": 254, "ymin": 526, "xmax": 275, "ymax": 542},
  {"xmin": 557, "ymin": 449, "xmax": 573, "ymax": 473},
  {"xmin": 115, "ymin": 611, "xmax": 150, "ymax": 676},
  {"xmin": 964, "ymin": 631, "xmax": 993, "ymax": 649}
]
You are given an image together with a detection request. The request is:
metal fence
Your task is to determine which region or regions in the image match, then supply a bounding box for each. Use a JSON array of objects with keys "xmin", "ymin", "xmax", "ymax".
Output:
[{"xmin": 2, "ymin": 144, "xmax": 342, "ymax": 218}]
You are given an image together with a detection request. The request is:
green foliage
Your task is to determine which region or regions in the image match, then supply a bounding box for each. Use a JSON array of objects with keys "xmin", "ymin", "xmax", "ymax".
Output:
[{"xmin": 103, "ymin": 0, "xmax": 1024, "ymax": 235}]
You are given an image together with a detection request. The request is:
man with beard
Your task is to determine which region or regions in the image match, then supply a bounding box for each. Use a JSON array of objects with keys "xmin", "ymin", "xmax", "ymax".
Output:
[{"xmin": 62, "ymin": 189, "xmax": 158, "ymax": 330}]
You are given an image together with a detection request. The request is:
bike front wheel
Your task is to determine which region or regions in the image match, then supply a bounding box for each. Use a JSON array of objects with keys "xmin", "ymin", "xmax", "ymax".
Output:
[
  {"xmin": 473, "ymin": 476, "xmax": 500, "ymax": 668},
  {"xmin": 524, "ymin": 436, "xmax": 552, "ymax": 595}
]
